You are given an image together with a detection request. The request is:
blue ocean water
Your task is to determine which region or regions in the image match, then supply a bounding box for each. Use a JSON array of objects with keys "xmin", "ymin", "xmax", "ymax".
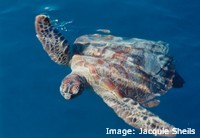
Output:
[{"xmin": 0, "ymin": 0, "xmax": 200, "ymax": 138}]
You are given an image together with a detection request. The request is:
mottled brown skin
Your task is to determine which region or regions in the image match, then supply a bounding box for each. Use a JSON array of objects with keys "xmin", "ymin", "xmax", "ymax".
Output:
[{"xmin": 35, "ymin": 15, "xmax": 177, "ymax": 137}]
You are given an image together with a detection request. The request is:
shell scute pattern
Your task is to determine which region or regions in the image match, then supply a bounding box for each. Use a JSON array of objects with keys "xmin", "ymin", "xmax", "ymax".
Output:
[{"xmin": 74, "ymin": 34, "xmax": 176, "ymax": 106}]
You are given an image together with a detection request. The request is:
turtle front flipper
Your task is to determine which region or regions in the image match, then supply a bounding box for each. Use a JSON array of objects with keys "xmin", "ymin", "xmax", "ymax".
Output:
[
  {"xmin": 60, "ymin": 73, "xmax": 86, "ymax": 99},
  {"xmin": 35, "ymin": 15, "xmax": 71, "ymax": 65},
  {"xmin": 102, "ymin": 93, "xmax": 176, "ymax": 137}
]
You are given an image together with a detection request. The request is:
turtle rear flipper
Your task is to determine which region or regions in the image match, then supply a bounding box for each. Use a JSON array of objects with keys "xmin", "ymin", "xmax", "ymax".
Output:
[
  {"xmin": 103, "ymin": 93, "xmax": 176, "ymax": 137},
  {"xmin": 35, "ymin": 15, "xmax": 71, "ymax": 65}
]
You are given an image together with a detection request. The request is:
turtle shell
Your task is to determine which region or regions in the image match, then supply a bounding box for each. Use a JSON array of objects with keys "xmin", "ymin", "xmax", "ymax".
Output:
[{"xmin": 73, "ymin": 34, "xmax": 174, "ymax": 104}]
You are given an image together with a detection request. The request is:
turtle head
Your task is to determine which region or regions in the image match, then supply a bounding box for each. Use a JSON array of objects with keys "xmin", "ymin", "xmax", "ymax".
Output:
[
  {"xmin": 35, "ymin": 15, "xmax": 72, "ymax": 65},
  {"xmin": 60, "ymin": 73, "xmax": 85, "ymax": 100}
]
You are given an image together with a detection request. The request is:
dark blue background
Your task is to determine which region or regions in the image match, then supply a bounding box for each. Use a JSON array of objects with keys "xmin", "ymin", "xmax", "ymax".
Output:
[{"xmin": 0, "ymin": 0, "xmax": 199, "ymax": 138}]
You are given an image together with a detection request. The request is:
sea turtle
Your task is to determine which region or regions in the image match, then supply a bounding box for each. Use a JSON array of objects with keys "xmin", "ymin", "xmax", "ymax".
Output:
[{"xmin": 35, "ymin": 15, "xmax": 184, "ymax": 137}]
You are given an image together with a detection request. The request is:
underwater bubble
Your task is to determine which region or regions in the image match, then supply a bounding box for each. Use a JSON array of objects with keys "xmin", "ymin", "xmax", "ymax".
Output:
[
  {"xmin": 51, "ymin": 18, "xmax": 73, "ymax": 32},
  {"xmin": 43, "ymin": 5, "xmax": 59, "ymax": 12},
  {"xmin": 37, "ymin": 5, "xmax": 60, "ymax": 15},
  {"xmin": 96, "ymin": 29, "xmax": 111, "ymax": 34}
]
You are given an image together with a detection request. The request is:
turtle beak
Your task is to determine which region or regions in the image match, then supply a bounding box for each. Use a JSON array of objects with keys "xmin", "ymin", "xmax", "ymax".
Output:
[
  {"xmin": 60, "ymin": 83, "xmax": 72, "ymax": 100},
  {"xmin": 60, "ymin": 81, "xmax": 82, "ymax": 100}
]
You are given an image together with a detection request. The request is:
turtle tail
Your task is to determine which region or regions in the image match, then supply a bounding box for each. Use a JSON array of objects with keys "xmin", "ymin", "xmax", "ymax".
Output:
[
  {"xmin": 35, "ymin": 15, "xmax": 71, "ymax": 65},
  {"xmin": 172, "ymin": 71, "xmax": 185, "ymax": 88}
]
